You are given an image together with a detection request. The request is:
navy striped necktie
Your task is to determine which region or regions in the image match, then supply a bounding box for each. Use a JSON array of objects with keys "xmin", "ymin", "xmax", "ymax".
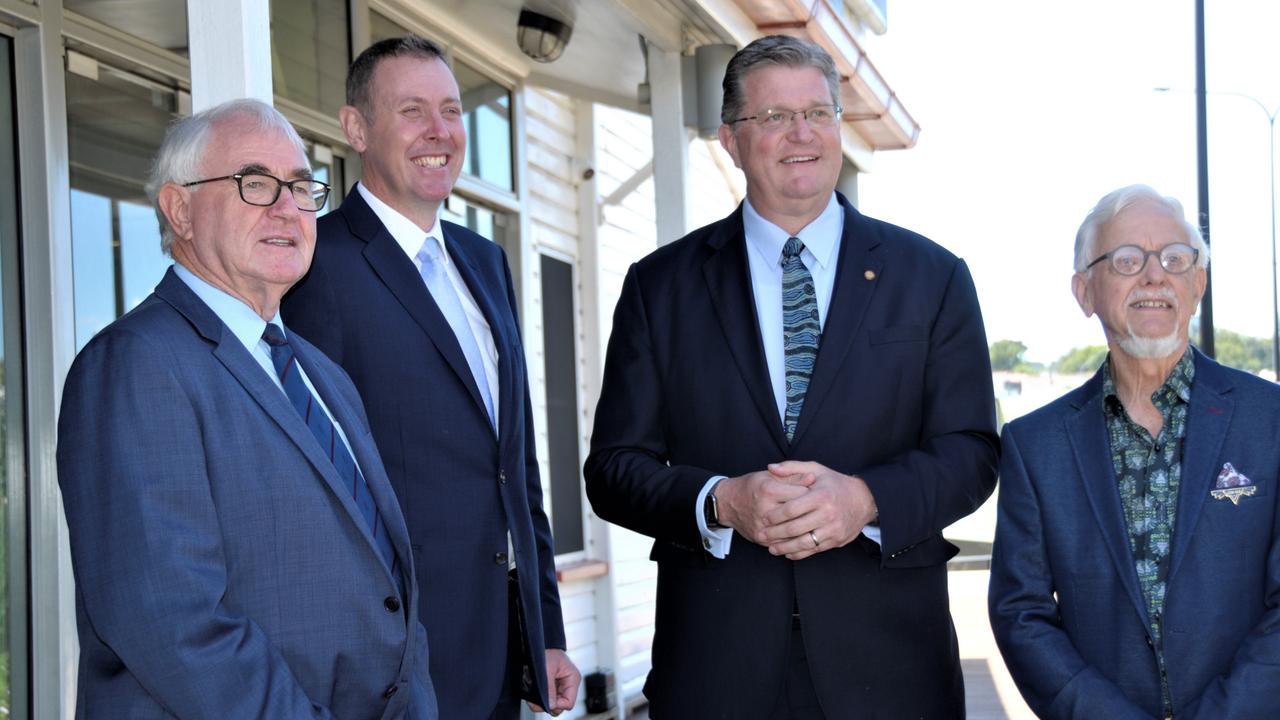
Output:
[
  {"xmin": 781, "ymin": 237, "xmax": 821, "ymax": 441},
  {"xmin": 262, "ymin": 323, "xmax": 400, "ymax": 586}
]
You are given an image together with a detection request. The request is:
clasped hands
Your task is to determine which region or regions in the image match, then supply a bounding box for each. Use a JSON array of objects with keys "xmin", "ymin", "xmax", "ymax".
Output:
[{"xmin": 716, "ymin": 460, "xmax": 878, "ymax": 561}]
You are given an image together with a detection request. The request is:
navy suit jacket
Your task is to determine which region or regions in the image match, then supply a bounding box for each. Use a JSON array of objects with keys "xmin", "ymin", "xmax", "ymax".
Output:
[
  {"xmin": 57, "ymin": 268, "xmax": 437, "ymax": 719},
  {"xmin": 585, "ymin": 194, "xmax": 999, "ymax": 718},
  {"xmin": 990, "ymin": 350, "xmax": 1280, "ymax": 719},
  {"xmin": 282, "ymin": 188, "xmax": 565, "ymax": 717}
]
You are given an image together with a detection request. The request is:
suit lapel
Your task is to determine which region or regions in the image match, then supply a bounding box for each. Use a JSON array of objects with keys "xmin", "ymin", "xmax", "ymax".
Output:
[
  {"xmin": 155, "ymin": 270, "xmax": 396, "ymax": 569},
  {"xmin": 443, "ymin": 225, "xmax": 506, "ymax": 439},
  {"xmin": 791, "ymin": 197, "xmax": 882, "ymax": 447},
  {"xmin": 343, "ymin": 192, "xmax": 491, "ymax": 425},
  {"xmin": 294, "ymin": 338, "xmax": 415, "ymax": 577},
  {"xmin": 701, "ymin": 209, "xmax": 788, "ymax": 454},
  {"xmin": 1168, "ymin": 351, "xmax": 1234, "ymax": 582},
  {"xmin": 1064, "ymin": 372, "xmax": 1150, "ymax": 625}
]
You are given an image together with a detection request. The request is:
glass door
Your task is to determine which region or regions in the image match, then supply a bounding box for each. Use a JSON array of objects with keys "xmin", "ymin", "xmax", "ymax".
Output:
[{"xmin": 0, "ymin": 31, "xmax": 24, "ymax": 717}]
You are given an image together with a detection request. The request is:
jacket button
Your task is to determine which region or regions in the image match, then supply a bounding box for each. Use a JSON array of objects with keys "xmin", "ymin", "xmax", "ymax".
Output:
[
  {"xmin": 383, "ymin": 683, "xmax": 398, "ymax": 698},
  {"xmin": 498, "ymin": 469, "xmax": 507, "ymax": 484},
  {"xmin": 384, "ymin": 596, "xmax": 401, "ymax": 613},
  {"xmin": 494, "ymin": 552, "xmax": 509, "ymax": 565},
  {"xmin": 1145, "ymin": 636, "xmax": 1154, "ymax": 648}
]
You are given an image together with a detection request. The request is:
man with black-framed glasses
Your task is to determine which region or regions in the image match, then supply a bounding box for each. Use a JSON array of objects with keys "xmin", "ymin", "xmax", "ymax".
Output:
[
  {"xmin": 57, "ymin": 97, "xmax": 438, "ymax": 718},
  {"xmin": 991, "ymin": 184, "xmax": 1280, "ymax": 719},
  {"xmin": 585, "ymin": 35, "xmax": 998, "ymax": 718}
]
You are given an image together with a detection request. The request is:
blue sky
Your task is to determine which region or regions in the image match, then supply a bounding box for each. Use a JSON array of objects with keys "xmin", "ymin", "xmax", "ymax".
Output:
[{"xmin": 859, "ymin": 0, "xmax": 1280, "ymax": 365}]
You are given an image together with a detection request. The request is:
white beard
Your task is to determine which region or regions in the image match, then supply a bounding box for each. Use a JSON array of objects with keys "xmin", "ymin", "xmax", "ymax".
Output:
[{"xmin": 1117, "ymin": 329, "xmax": 1184, "ymax": 359}]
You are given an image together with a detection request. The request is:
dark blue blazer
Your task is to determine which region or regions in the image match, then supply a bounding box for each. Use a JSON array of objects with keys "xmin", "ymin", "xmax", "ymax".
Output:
[
  {"xmin": 282, "ymin": 189, "xmax": 565, "ymax": 717},
  {"xmin": 585, "ymin": 194, "xmax": 999, "ymax": 718},
  {"xmin": 58, "ymin": 269, "xmax": 437, "ymax": 719},
  {"xmin": 990, "ymin": 350, "xmax": 1280, "ymax": 719}
]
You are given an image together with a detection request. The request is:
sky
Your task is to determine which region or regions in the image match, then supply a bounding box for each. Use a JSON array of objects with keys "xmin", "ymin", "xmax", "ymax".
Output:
[{"xmin": 857, "ymin": 0, "xmax": 1280, "ymax": 365}]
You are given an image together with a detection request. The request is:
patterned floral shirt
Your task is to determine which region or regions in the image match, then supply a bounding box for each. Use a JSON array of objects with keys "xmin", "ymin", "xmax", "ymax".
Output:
[{"xmin": 1102, "ymin": 348, "xmax": 1194, "ymax": 716}]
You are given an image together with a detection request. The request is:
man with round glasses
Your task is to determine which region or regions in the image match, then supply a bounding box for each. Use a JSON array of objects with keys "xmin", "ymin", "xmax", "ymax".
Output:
[
  {"xmin": 56, "ymin": 98, "xmax": 437, "ymax": 717},
  {"xmin": 586, "ymin": 35, "xmax": 998, "ymax": 718},
  {"xmin": 990, "ymin": 184, "xmax": 1280, "ymax": 719}
]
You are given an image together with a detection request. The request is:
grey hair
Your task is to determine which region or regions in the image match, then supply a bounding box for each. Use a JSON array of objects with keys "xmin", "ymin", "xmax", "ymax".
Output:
[
  {"xmin": 1073, "ymin": 184, "xmax": 1209, "ymax": 273},
  {"xmin": 720, "ymin": 35, "xmax": 841, "ymax": 126},
  {"xmin": 146, "ymin": 98, "xmax": 308, "ymax": 256}
]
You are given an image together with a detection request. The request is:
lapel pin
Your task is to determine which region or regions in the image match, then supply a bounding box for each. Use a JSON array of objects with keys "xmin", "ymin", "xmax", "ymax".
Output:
[
  {"xmin": 1210, "ymin": 461, "xmax": 1257, "ymax": 505},
  {"xmin": 864, "ymin": 269, "xmax": 876, "ymax": 281}
]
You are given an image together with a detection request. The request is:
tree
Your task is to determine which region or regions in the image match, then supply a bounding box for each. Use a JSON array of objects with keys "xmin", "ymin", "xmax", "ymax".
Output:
[
  {"xmin": 1210, "ymin": 328, "xmax": 1270, "ymax": 374},
  {"xmin": 990, "ymin": 339, "xmax": 1028, "ymax": 372},
  {"xmin": 1055, "ymin": 345, "xmax": 1108, "ymax": 374}
]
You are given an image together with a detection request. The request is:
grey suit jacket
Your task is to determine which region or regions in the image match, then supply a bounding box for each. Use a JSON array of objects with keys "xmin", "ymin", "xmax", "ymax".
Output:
[{"xmin": 57, "ymin": 268, "xmax": 438, "ymax": 719}]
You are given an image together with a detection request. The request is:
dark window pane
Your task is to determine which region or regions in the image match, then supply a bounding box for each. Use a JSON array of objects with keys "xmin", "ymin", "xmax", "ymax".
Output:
[
  {"xmin": 64, "ymin": 0, "xmax": 189, "ymax": 54},
  {"xmin": 271, "ymin": 0, "xmax": 349, "ymax": 116},
  {"xmin": 540, "ymin": 255, "xmax": 583, "ymax": 554},
  {"xmin": 0, "ymin": 33, "xmax": 19, "ymax": 715}
]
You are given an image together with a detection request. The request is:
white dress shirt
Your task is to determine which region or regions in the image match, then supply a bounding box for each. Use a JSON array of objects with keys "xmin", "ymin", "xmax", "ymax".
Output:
[
  {"xmin": 697, "ymin": 194, "xmax": 879, "ymax": 558},
  {"xmin": 173, "ymin": 263, "xmax": 361, "ymax": 466},
  {"xmin": 357, "ymin": 183, "xmax": 501, "ymax": 426}
]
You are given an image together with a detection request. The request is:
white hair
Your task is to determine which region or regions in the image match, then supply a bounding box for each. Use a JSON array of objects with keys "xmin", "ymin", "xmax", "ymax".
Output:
[
  {"xmin": 145, "ymin": 98, "xmax": 308, "ymax": 256},
  {"xmin": 1073, "ymin": 184, "xmax": 1209, "ymax": 273}
]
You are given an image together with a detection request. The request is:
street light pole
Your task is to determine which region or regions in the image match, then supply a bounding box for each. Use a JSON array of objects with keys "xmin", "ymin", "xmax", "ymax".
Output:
[
  {"xmin": 1217, "ymin": 91, "xmax": 1280, "ymax": 377},
  {"xmin": 1156, "ymin": 86, "xmax": 1280, "ymax": 377}
]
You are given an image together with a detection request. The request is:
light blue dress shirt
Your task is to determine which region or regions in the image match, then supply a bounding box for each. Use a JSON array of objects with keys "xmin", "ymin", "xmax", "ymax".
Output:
[
  {"xmin": 697, "ymin": 194, "xmax": 879, "ymax": 557},
  {"xmin": 173, "ymin": 263, "xmax": 361, "ymax": 466}
]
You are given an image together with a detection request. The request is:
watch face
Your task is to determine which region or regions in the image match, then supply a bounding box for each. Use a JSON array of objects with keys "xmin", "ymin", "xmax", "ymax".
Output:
[{"xmin": 705, "ymin": 493, "xmax": 720, "ymax": 528}]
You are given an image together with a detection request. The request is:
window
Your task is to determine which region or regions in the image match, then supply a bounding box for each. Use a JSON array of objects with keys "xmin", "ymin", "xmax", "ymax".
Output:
[
  {"xmin": 455, "ymin": 61, "xmax": 513, "ymax": 192},
  {"xmin": 0, "ymin": 32, "xmax": 23, "ymax": 717},
  {"xmin": 270, "ymin": 0, "xmax": 348, "ymax": 116},
  {"xmin": 67, "ymin": 59, "xmax": 179, "ymax": 349},
  {"xmin": 63, "ymin": 1, "xmax": 190, "ymax": 53},
  {"xmin": 539, "ymin": 255, "xmax": 584, "ymax": 555}
]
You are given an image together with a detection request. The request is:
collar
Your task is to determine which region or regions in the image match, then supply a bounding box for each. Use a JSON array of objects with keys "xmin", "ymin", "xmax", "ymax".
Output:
[
  {"xmin": 172, "ymin": 263, "xmax": 283, "ymax": 352},
  {"xmin": 356, "ymin": 182, "xmax": 448, "ymax": 263},
  {"xmin": 1103, "ymin": 346, "xmax": 1196, "ymax": 412},
  {"xmin": 741, "ymin": 194, "xmax": 842, "ymax": 269}
]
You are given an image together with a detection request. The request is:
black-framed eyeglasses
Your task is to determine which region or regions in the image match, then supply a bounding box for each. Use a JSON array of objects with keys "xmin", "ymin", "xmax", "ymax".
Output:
[
  {"xmin": 182, "ymin": 173, "xmax": 331, "ymax": 212},
  {"xmin": 728, "ymin": 104, "xmax": 843, "ymax": 130},
  {"xmin": 1085, "ymin": 242, "xmax": 1200, "ymax": 276}
]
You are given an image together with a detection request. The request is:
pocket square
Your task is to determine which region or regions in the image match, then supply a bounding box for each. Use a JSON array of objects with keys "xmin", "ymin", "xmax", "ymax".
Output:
[{"xmin": 1210, "ymin": 462, "xmax": 1257, "ymax": 505}]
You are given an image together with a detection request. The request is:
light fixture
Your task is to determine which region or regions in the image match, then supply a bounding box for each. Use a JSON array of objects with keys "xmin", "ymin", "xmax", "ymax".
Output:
[{"xmin": 517, "ymin": 8, "xmax": 573, "ymax": 63}]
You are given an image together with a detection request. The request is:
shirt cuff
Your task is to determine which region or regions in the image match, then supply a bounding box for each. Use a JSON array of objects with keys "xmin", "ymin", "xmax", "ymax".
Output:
[
  {"xmin": 862, "ymin": 524, "xmax": 881, "ymax": 546},
  {"xmin": 696, "ymin": 475, "xmax": 733, "ymax": 559}
]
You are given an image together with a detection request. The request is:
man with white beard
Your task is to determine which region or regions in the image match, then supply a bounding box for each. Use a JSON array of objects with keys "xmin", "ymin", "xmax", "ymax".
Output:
[{"xmin": 989, "ymin": 184, "xmax": 1280, "ymax": 720}]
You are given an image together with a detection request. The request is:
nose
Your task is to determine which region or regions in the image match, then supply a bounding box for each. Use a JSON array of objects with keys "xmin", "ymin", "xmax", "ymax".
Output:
[
  {"xmin": 421, "ymin": 108, "xmax": 450, "ymax": 138},
  {"xmin": 1139, "ymin": 253, "xmax": 1168, "ymax": 282},
  {"xmin": 267, "ymin": 185, "xmax": 303, "ymax": 217},
  {"xmin": 786, "ymin": 112, "xmax": 816, "ymax": 141}
]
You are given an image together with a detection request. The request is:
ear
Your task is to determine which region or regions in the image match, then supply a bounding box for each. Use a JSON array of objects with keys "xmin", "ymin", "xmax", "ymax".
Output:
[
  {"xmin": 157, "ymin": 184, "xmax": 194, "ymax": 243},
  {"xmin": 339, "ymin": 105, "xmax": 368, "ymax": 153},
  {"xmin": 1071, "ymin": 272, "xmax": 1094, "ymax": 317},
  {"xmin": 718, "ymin": 123, "xmax": 742, "ymax": 169}
]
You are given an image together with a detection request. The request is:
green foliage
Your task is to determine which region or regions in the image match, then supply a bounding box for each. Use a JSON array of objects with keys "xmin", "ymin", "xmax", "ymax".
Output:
[
  {"xmin": 989, "ymin": 339, "xmax": 1028, "ymax": 371},
  {"xmin": 1209, "ymin": 328, "xmax": 1272, "ymax": 374},
  {"xmin": 1055, "ymin": 345, "xmax": 1108, "ymax": 374}
]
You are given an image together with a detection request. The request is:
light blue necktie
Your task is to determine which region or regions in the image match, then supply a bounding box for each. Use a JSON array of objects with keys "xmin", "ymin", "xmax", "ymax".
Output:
[
  {"xmin": 782, "ymin": 237, "xmax": 821, "ymax": 441},
  {"xmin": 417, "ymin": 238, "xmax": 496, "ymax": 429}
]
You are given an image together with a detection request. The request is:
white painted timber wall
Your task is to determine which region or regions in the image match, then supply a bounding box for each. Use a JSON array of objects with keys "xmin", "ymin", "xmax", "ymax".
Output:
[
  {"xmin": 523, "ymin": 86, "xmax": 598, "ymax": 720},
  {"xmin": 591, "ymin": 105, "xmax": 740, "ymax": 707},
  {"xmin": 524, "ymin": 88, "xmax": 742, "ymax": 713}
]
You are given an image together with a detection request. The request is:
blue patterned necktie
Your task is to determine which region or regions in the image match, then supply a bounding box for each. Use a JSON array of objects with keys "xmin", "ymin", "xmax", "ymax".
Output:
[
  {"xmin": 417, "ymin": 238, "xmax": 497, "ymax": 430},
  {"xmin": 782, "ymin": 237, "xmax": 821, "ymax": 441},
  {"xmin": 262, "ymin": 323, "xmax": 400, "ymax": 587}
]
